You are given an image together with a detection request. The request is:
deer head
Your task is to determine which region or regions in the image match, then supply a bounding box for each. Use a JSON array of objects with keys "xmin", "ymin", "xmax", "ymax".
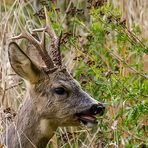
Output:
[{"xmin": 4, "ymin": 11, "xmax": 105, "ymax": 148}]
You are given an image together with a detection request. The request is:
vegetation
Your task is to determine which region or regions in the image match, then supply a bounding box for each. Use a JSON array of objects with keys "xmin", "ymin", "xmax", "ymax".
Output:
[{"xmin": 0, "ymin": 0, "xmax": 148, "ymax": 147}]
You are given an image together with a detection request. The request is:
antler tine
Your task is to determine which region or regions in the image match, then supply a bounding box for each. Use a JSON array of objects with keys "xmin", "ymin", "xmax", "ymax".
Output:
[
  {"xmin": 11, "ymin": 31, "xmax": 40, "ymax": 46},
  {"xmin": 44, "ymin": 7, "xmax": 62, "ymax": 67},
  {"xmin": 11, "ymin": 29, "xmax": 56, "ymax": 71},
  {"xmin": 45, "ymin": 26, "xmax": 62, "ymax": 66}
]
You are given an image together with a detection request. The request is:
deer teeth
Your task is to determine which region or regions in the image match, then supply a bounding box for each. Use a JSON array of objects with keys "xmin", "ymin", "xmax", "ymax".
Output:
[
  {"xmin": 80, "ymin": 120, "xmax": 95, "ymax": 128},
  {"xmin": 86, "ymin": 122, "xmax": 94, "ymax": 128}
]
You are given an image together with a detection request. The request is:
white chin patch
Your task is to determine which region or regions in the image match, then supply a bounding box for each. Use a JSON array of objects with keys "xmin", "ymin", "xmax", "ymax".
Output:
[
  {"xmin": 86, "ymin": 122, "xmax": 95, "ymax": 128},
  {"xmin": 80, "ymin": 121, "xmax": 95, "ymax": 128}
]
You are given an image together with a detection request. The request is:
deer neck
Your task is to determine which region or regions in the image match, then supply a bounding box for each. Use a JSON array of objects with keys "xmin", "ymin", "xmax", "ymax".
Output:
[{"xmin": 6, "ymin": 95, "xmax": 58, "ymax": 148}]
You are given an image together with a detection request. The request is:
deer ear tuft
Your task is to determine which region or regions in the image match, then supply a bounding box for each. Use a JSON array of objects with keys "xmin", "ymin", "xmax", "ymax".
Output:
[{"xmin": 8, "ymin": 42, "xmax": 41, "ymax": 83}]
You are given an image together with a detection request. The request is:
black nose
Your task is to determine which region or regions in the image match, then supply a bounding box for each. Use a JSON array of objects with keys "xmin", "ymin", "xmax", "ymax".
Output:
[{"xmin": 89, "ymin": 103, "xmax": 105, "ymax": 116}]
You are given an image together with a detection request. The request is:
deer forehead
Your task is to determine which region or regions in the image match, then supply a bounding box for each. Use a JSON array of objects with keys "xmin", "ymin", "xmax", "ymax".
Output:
[{"xmin": 35, "ymin": 69, "xmax": 79, "ymax": 88}]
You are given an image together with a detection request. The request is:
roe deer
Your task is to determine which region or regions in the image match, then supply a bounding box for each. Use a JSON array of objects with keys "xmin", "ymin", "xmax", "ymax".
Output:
[{"xmin": 1, "ymin": 13, "xmax": 105, "ymax": 148}]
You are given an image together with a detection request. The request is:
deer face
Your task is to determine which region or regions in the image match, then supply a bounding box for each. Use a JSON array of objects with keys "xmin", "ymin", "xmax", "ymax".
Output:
[
  {"xmin": 35, "ymin": 69, "xmax": 105, "ymax": 127},
  {"xmin": 8, "ymin": 42, "xmax": 105, "ymax": 128}
]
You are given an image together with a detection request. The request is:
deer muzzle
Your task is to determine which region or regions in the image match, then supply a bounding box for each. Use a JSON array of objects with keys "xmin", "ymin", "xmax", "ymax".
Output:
[{"xmin": 75, "ymin": 103, "xmax": 105, "ymax": 127}]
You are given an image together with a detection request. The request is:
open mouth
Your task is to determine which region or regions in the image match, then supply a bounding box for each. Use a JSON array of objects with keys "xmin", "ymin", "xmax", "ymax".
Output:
[
  {"xmin": 75, "ymin": 103, "xmax": 105, "ymax": 127},
  {"xmin": 76, "ymin": 113, "xmax": 97, "ymax": 125}
]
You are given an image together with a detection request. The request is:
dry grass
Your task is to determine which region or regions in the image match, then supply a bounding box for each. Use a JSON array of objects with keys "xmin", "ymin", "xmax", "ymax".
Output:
[
  {"xmin": 0, "ymin": 0, "xmax": 148, "ymax": 147},
  {"xmin": 0, "ymin": 1, "xmax": 102, "ymax": 147},
  {"xmin": 112, "ymin": 0, "xmax": 148, "ymax": 39}
]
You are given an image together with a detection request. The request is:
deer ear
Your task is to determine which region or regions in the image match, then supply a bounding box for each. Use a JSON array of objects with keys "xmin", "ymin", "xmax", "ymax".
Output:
[{"xmin": 8, "ymin": 42, "xmax": 41, "ymax": 83}]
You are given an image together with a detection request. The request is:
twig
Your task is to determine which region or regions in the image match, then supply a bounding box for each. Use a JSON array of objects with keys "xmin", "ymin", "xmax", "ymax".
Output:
[
  {"xmin": 5, "ymin": 81, "xmax": 23, "ymax": 91},
  {"xmin": 1, "ymin": 82, "xmax": 6, "ymax": 107},
  {"xmin": 107, "ymin": 48, "xmax": 148, "ymax": 79},
  {"xmin": 61, "ymin": 0, "xmax": 73, "ymax": 24}
]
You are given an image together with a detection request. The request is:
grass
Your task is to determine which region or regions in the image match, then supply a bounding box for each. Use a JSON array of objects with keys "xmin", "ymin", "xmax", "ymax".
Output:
[{"xmin": 0, "ymin": 0, "xmax": 148, "ymax": 147}]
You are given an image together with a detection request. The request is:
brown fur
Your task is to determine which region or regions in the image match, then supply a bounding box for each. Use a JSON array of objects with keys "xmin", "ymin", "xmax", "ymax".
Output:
[{"xmin": 1, "ymin": 42, "xmax": 99, "ymax": 148}]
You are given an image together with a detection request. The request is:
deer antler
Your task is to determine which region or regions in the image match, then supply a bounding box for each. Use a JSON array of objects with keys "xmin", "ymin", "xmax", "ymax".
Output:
[
  {"xmin": 43, "ymin": 7, "xmax": 62, "ymax": 67},
  {"xmin": 32, "ymin": 7, "xmax": 62, "ymax": 67},
  {"xmin": 11, "ymin": 29, "xmax": 57, "ymax": 73},
  {"xmin": 11, "ymin": 8, "xmax": 65, "ymax": 73},
  {"xmin": 45, "ymin": 26, "xmax": 62, "ymax": 67}
]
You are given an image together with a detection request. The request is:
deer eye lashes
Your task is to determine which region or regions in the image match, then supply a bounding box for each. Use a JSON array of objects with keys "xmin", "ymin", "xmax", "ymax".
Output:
[{"xmin": 54, "ymin": 87, "xmax": 66, "ymax": 95}]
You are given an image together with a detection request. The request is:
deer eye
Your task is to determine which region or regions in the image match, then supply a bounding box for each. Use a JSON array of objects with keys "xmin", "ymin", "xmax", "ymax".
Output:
[{"xmin": 54, "ymin": 87, "xmax": 66, "ymax": 95}]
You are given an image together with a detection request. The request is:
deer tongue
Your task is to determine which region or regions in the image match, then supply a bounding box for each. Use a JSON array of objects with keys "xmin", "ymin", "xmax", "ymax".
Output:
[{"xmin": 76, "ymin": 114, "xmax": 97, "ymax": 125}]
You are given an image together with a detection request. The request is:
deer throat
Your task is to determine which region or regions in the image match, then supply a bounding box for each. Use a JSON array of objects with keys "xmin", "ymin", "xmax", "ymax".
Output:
[{"xmin": 39, "ymin": 119, "xmax": 57, "ymax": 138}]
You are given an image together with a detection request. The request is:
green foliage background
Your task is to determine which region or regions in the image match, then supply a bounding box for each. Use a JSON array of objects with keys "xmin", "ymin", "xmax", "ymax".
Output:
[{"xmin": 0, "ymin": 1, "xmax": 148, "ymax": 147}]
